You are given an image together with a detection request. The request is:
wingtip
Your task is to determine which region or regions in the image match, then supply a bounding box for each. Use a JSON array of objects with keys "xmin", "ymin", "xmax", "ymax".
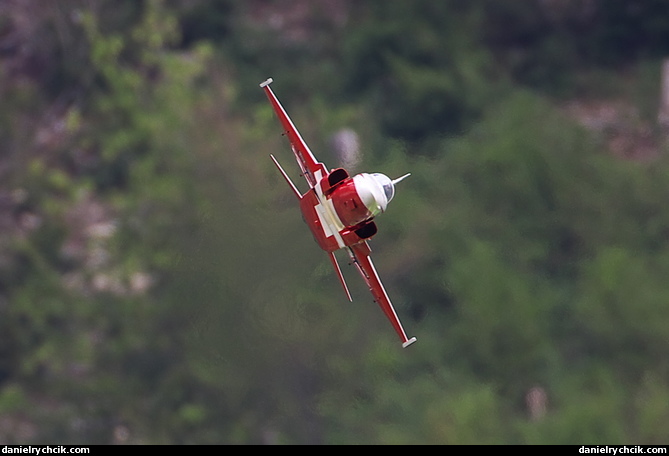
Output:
[
  {"xmin": 259, "ymin": 78, "xmax": 273, "ymax": 88},
  {"xmin": 402, "ymin": 337, "xmax": 417, "ymax": 348}
]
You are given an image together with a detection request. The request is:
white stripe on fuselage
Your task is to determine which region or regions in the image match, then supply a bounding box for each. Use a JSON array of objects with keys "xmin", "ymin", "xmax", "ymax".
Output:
[{"xmin": 313, "ymin": 170, "xmax": 346, "ymax": 249}]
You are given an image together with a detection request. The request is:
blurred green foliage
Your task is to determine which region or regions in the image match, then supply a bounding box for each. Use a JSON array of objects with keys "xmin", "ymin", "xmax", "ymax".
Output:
[{"xmin": 1, "ymin": 0, "xmax": 669, "ymax": 445}]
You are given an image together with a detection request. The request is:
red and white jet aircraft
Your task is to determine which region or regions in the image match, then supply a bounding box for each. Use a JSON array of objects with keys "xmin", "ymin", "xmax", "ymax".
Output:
[{"xmin": 260, "ymin": 78, "xmax": 416, "ymax": 348}]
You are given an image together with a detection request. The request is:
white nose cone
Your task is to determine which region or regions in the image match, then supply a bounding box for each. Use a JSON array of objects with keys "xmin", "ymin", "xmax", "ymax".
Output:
[{"xmin": 353, "ymin": 172, "xmax": 410, "ymax": 216}]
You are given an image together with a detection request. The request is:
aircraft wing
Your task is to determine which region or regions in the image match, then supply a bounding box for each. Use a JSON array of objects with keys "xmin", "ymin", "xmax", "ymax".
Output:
[
  {"xmin": 347, "ymin": 242, "xmax": 417, "ymax": 348},
  {"xmin": 260, "ymin": 78, "xmax": 328, "ymax": 189}
]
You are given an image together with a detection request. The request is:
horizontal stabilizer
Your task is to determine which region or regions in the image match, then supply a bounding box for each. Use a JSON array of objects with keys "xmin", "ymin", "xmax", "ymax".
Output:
[
  {"xmin": 270, "ymin": 154, "xmax": 302, "ymax": 199},
  {"xmin": 328, "ymin": 252, "xmax": 352, "ymax": 302},
  {"xmin": 259, "ymin": 78, "xmax": 273, "ymax": 88}
]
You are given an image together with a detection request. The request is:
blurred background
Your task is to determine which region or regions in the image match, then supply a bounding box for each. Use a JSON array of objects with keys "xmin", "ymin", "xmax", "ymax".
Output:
[{"xmin": 1, "ymin": 0, "xmax": 669, "ymax": 444}]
